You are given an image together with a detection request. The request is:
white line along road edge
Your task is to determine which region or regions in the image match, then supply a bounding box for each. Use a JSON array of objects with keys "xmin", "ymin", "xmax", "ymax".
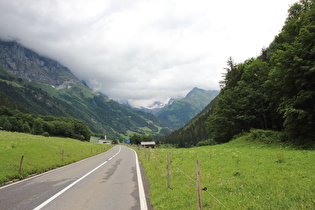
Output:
[
  {"xmin": 34, "ymin": 146, "xmax": 122, "ymax": 210},
  {"xmin": 133, "ymin": 149, "xmax": 148, "ymax": 210}
]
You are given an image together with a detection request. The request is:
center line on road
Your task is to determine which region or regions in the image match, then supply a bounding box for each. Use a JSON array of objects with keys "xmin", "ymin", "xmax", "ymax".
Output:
[{"xmin": 33, "ymin": 146, "xmax": 121, "ymax": 210}]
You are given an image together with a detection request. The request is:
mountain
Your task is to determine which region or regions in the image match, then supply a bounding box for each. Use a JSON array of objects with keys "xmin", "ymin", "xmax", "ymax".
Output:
[
  {"xmin": 162, "ymin": 1, "xmax": 315, "ymax": 148},
  {"xmin": 156, "ymin": 87, "xmax": 219, "ymax": 129},
  {"xmin": 126, "ymin": 98, "xmax": 178, "ymax": 115},
  {"xmin": 161, "ymin": 98, "xmax": 217, "ymax": 147},
  {"xmin": 0, "ymin": 41, "xmax": 76, "ymax": 86},
  {"xmin": 0, "ymin": 40, "xmax": 172, "ymax": 139}
]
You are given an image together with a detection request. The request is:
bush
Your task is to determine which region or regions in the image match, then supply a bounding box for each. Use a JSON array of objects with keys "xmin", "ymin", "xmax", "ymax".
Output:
[
  {"xmin": 41, "ymin": 132, "xmax": 50, "ymax": 137},
  {"xmin": 242, "ymin": 129, "xmax": 281, "ymax": 144},
  {"xmin": 196, "ymin": 139, "xmax": 217, "ymax": 147}
]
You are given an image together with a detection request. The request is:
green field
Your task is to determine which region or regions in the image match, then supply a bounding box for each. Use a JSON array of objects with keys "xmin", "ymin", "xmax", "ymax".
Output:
[
  {"xmin": 137, "ymin": 134, "xmax": 315, "ymax": 209},
  {"xmin": 0, "ymin": 131, "xmax": 112, "ymax": 186}
]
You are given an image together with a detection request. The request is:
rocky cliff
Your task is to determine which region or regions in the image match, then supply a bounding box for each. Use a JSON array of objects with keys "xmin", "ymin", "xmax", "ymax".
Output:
[{"xmin": 0, "ymin": 41, "xmax": 77, "ymax": 86}]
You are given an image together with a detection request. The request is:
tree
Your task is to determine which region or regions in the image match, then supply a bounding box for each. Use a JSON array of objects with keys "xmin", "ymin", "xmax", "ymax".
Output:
[
  {"xmin": 130, "ymin": 134, "xmax": 153, "ymax": 144},
  {"xmin": 3, "ymin": 118, "xmax": 12, "ymax": 131},
  {"xmin": 220, "ymin": 57, "xmax": 242, "ymax": 89},
  {"xmin": 8, "ymin": 117, "xmax": 22, "ymax": 132},
  {"xmin": 268, "ymin": 0, "xmax": 315, "ymax": 145},
  {"xmin": 130, "ymin": 134, "xmax": 142, "ymax": 144},
  {"xmin": 22, "ymin": 121, "xmax": 31, "ymax": 133},
  {"xmin": 206, "ymin": 0, "xmax": 315, "ymax": 147},
  {"xmin": 72, "ymin": 119, "xmax": 92, "ymax": 141},
  {"xmin": 31, "ymin": 118, "xmax": 44, "ymax": 135}
]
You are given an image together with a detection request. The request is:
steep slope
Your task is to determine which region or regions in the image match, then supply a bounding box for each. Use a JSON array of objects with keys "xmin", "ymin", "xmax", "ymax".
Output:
[
  {"xmin": 0, "ymin": 40, "xmax": 172, "ymax": 139},
  {"xmin": 156, "ymin": 87, "xmax": 218, "ymax": 129},
  {"xmin": 161, "ymin": 98, "xmax": 217, "ymax": 147},
  {"xmin": 0, "ymin": 41, "xmax": 77, "ymax": 86}
]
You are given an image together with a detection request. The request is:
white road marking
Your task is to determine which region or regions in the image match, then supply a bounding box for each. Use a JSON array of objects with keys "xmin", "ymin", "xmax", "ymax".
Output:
[
  {"xmin": 33, "ymin": 146, "xmax": 121, "ymax": 210},
  {"xmin": 134, "ymin": 150, "xmax": 148, "ymax": 210}
]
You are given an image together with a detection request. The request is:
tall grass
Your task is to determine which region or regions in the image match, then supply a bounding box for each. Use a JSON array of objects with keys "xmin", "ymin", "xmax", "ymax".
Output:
[
  {"xmin": 0, "ymin": 131, "xmax": 112, "ymax": 186},
  {"xmin": 138, "ymin": 136, "xmax": 315, "ymax": 209}
]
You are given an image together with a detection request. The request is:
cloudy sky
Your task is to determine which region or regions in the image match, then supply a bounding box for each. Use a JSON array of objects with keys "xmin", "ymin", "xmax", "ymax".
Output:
[{"xmin": 0, "ymin": 0, "xmax": 297, "ymax": 107}]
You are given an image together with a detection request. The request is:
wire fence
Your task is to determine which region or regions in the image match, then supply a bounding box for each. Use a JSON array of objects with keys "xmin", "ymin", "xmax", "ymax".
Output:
[{"xmin": 137, "ymin": 146, "xmax": 229, "ymax": 210}]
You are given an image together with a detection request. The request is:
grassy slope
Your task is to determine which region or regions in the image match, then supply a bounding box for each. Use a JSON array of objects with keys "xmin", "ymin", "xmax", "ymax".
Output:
[
  {"xmin": 138, "ymin": 136, "xmax": 315, "ymax": 209},
  {"xmin": 0, "ymin": 131, "xmax": 112, "ymax": 186}
]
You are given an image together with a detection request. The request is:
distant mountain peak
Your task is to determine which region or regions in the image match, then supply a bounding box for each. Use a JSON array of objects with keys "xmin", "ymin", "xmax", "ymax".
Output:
[
  {"xmin": 156, "ymin": 87, "xmax": 219, "ymax": 129},
  {"xmin": 186, "ymin": 87, "xmax": 217, "ymax": 98},
  {"xmin": 186, "ymin": 87, "xmax": 202, "ymax": 97}
]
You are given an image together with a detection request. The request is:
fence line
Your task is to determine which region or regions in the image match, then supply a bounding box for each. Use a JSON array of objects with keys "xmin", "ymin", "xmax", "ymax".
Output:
[{"xmin": 138, "ymin": 147, "xmax": 229, "ymax": 209}]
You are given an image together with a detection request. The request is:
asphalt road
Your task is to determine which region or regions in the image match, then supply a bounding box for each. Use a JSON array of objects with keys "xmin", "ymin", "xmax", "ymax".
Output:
[{"xmin": 0, "ymin": 145, "xmax": 149, "ymax": 210}]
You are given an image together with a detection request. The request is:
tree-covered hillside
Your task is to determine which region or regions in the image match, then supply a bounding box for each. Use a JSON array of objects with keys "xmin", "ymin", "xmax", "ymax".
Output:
[
  {"xmin": 208, "ymin": 0, "xmax": 315, "ymax": 147},
  {"xmin": 0, "ymin": 106, "xmax": 92, "ymax": 140},
  {"xmin": 162, "ymin": 99, "xmax": 217, "ymax": 147},
  {"xmin": 164, "ymin": 0, "xmax": 315, "ymax": 148}
]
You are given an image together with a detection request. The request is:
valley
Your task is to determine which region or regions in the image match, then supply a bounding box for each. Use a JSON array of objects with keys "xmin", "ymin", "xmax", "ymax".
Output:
[
  {"xmin": 126, "ymin": 88, "xmax": 219, "ymax": 129},
  {"xmin": 0, "ymin": 40, "xmax": 219, "ymax": 141},
  {"xmin": 0, "ymin": 1, "xmax": 314, "ymax": 209},
  {"xmin": 0, "ymin": 41, "xmax": 173, "ymax": 140}
]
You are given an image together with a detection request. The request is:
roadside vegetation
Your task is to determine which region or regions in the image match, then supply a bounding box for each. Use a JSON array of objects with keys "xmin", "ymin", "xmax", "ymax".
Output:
[
  {"xmin": 0, "ymin": 131, "xmax": 112, "ymax": 186},
  {"xmin": 138, "ymin": 130, "xmax": 315, "ymax": 209}
]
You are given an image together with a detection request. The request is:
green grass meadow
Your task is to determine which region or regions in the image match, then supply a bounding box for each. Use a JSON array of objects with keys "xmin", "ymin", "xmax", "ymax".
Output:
[
  {"xmin": 137, "ymin": 138, "xmax": 315, "ymax": 209},
  {"xmin": 0, "ymin": 131, "xmax": 112, "ymax": 186}
]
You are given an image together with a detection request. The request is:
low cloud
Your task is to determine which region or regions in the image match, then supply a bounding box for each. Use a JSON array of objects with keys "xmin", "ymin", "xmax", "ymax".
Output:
[{"xmin": 0, "ymin": 0, "xmax": 296, "ymax": 106}]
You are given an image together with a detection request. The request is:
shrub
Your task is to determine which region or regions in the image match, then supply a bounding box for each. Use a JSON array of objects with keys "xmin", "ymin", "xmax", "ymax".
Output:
[
  {"xmin": 196, "ymin": 138, "xmax": 217, "ymax": 147},
  {"xmin": 242, "ymin": 129, "xmax": 281, "ymax": 144},
  {"xmin": 41, "ymin": 132, "xmax": 50, "ymax": 137}
]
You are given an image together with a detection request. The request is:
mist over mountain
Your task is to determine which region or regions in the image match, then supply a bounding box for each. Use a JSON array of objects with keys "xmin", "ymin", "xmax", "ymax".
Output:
[
  {"xmin": 0, "ymin": 41, "xmax": 77, "ymax": 86},
  {"xmin": 0, "ymin": 40, "xmax": 172, "ymax": 139}
]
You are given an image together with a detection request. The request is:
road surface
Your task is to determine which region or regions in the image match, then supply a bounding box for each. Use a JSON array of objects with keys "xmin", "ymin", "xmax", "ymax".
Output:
[{"xmin": 0, "ymin": 145, "xmax": 149, "ymax": 210}]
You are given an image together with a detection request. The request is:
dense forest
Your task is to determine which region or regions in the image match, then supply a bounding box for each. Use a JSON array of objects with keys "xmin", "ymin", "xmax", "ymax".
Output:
[
  {"xmin": 0, "ymin": 106, "xmax": 92, "ymax": 141},
  {"xmin": 163, "ymin": 0, "xmax": 315, "ymax": 148}
]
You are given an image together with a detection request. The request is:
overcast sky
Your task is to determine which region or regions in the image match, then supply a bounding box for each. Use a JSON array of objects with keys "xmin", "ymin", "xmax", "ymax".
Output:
[{"xmin": 0, "ymin": 0, "xmax": 297, "ymax": 107}]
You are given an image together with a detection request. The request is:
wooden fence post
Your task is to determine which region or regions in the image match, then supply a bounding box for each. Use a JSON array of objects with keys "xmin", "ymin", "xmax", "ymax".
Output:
[
  {"xmin": 167, "ymin": 152, "xmax": 171, "ymax": 189},
  {"xmin": 19, "ymin": 155, "xmax": 24, "ymax": 173},
  {"xmin": 62, "ymin": 150, "xmax": 64, "ymax": 161},
  {"xmin": 154, "ymin": 146, "xmax": 157, "ymax": 168},
  {"xmin": 196, "ymin": 160, "xmax": 202, "ymax": 210}
]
